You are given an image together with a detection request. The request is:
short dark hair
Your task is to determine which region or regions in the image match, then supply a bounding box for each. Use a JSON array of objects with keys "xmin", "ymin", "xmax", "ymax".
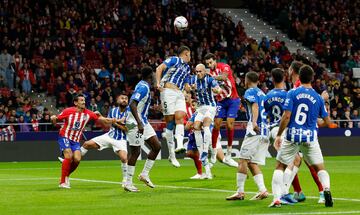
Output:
[
  {"xmin": 299, "ymin": 65, "xmax": 314, "ymax": 84},
  {"xmin": 246, "ymin": 71, "xmax": 259, "ymax": 83},
  {"xmin": 177, "ymin": 46, "xmax": 190, "ymax": 55},
  {"xmin": 271, "ymin": 68, "xmax": 284, "ymax": 83},
  {"xmin": 204, "ymin": 53, "xmax": 216, "ymax": 61},
  {"xmin": 141, "ymin": 66, "xmax": 153, "ymax": 79},
  {"xmin": 290, "ymin": 61, "xmax": 303, "ymax": 74},
  {"xmin": 73, "ymin": 94, "xmax": 85, "ymax": 103}
]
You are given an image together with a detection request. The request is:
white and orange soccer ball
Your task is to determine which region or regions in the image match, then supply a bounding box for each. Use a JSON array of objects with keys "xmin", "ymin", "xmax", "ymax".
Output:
[{"xmin": 174, "ymin": 16, "xmax": 188, "ymax": 31}]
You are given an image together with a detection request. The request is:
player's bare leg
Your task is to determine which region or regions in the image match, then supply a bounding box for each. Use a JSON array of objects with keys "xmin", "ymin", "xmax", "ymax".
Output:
[
  {"xmin": 226, "ymin": 159, "xmax": 248, "ymax": 200},
  {"xmin": 164, "ymin": 115, "xmax": 180, "ymax": 167},
  {"xmin": 124, "ymin": 146, "xmax": 140, "ymax": 192},
  {"xmin": 248, "ymin": 163, "xmax": 268, "ymax": 200},
  {"xmin": 139, "ymin": 136, "xmax": 161, "ymax": 188},
  {"xmin": 80, "ymin": 140, "xmax": 99, "ymax": 156},
  {"xmin": 225, "ymin": 117, "xmax": 235, "ymax": 160},
  {"xmin": 174, "ymin": 110, "xmax": 186, "ymax": 153},
  {"xmin": 116, "ymin": 150, "xmax": 128, "ymax": 187},
  {"xmin": 211, "ymin": 141, "xmax": 238, "ymax": 168}
]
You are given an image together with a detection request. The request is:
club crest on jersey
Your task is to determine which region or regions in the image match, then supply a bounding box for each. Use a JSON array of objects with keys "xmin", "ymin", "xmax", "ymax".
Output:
[{"xmin": 72, "ymin": 121, "xmax": 81, "ymax": 130}]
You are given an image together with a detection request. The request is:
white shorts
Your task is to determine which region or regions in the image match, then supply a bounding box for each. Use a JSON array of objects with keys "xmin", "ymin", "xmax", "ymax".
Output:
[
  {"xmin": 160, "ymin": 88, "xmax": 186, "ymax": 115},
  {"xmin": 276, "ymin": 139, "xmax": 324, "ymax": 166},
  {"xmin": 92, "ymin": 133, "xmax": 127, "ymax": 153},
  {"xmin": 194, "ymin": 105, "xmax": 217, "ymax": 122},
  {"xmin": 127, "ymin": 123, "xmax": 157, "ymax": 146},
  {"xmin": 239, "ymin": 135, "xmax": 269, "ymax": 165}
]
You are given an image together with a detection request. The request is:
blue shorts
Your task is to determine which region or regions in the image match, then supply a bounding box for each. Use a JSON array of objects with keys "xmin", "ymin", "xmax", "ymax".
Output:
[
  {"xmin": 187, "ymin": 132, "xmax": 198, "ymax": 151},
  {"xmin": 58, "ymin": 136, "xmax": 81, "ymax": 152},
  {"xmin": 215, "ymin": 98, "xmax": 241, "ymax": 119}
]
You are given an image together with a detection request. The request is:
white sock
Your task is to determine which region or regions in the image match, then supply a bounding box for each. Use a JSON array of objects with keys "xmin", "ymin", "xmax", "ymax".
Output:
[
  {"xmin": 80, "ymin": 147, "xmax": 88, "ymax": 156},
  {"xmin": 253, "ymin": 173, "xmax": 267, "ymax": 192},
  {"xmin": 141, "ymin": 159, "xmax": 155, "ymax": 176},
  {"xmin": 126, "ymin": 165, "xmax": 135, "ymax": 184},
  {"xmin": 194, "ymin": 130, "xmax": 203, "ymax": 153},
  {"xmin": 175, "ymin": 124, "xmax": 184, "ymax": 148},
  {"xmin": 165, "ymin": 128, "xmax": 175, "ymax": 158},
  {"xmin": 236, "ymin": 172, "xmax": 247, "ymax": 193},
  {"xmin": 203, "ymin": 126, "xmax": 211, "ymax": 154},
  {"xmin": 317, "ymin": 170, "xmax": 330, "ymax": 190},
  {"xmin": 226, "ymin": 146, "xmax": 232, "ymax": 158},
  {"xmin": 290, "ymin": 166, "xmax": 299, "ymax": 183},
  {"xmin": 283, "ymin": 168, "xmax": 292, "ymax": 195},
  {"xmin": 204, "ymin": 162, "xmax": 211, "ymax": 175},
  {"xmin": 121, "ymin": 162, "xmax": 127, "ymax": 181},
  {"xmin": 272, "ymin": 169, "xmax": 284, "ymax": 201}
]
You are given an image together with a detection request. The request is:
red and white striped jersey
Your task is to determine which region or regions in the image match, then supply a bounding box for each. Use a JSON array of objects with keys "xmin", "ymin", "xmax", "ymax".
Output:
[
  {"xmin": 57, "ymin": 107, "xmax": 99, "ymax": 142},
  {"xmin": 209, "ymin": 62, "xmax": 239, "ymax": 101}
]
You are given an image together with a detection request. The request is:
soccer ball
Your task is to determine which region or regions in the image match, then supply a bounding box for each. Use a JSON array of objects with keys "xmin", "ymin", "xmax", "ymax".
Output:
[{"xmin": 174, "ymin": 16, "xmax": 188, "ymax": 31}]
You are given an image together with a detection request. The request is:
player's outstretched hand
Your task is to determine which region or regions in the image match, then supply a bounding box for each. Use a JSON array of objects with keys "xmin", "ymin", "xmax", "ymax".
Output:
[
  {"xmin": 156, "ymin": 83, "xmax": 163, "ymax": 92},
  {"xmin": 253, "ymin": 123, "xmax": 260, "ymax": 134},
  {"xmin": 274, "ymin": 136, "xmax": 282, "ymax": 151},
  {"xmin": 321, "ymin": 91, "xmax": 329, "ymax": 101},
  {"xmin": 137, "ymin": 124, "xmax": 144, "ymax": 134},
  {"xmin": 50, "ymin": 115, "xmax": 57, "ymax": 124}
]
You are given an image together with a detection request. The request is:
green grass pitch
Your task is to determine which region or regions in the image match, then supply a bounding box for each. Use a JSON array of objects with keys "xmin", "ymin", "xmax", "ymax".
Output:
[{"xmin": 0, "ymin": 156, "xmax": 359, "ymax": 215}]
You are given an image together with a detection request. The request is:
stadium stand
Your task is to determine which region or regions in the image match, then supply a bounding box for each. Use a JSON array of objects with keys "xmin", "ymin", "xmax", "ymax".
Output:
[{"xmin": 0, "ymin": 0, "xmax": 359, "ymax": 131}]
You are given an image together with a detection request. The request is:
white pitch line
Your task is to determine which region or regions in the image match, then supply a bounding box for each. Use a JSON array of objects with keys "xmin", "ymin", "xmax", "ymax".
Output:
[
  {"xmin": 70, "ymin": 178, "xmax": 360, "ymax": 202},
  {"xmin": 253, "ymin": 211, "xmax": 360, "ymax": 215}
]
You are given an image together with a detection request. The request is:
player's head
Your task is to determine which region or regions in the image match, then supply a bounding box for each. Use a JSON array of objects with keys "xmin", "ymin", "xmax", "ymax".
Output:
[
  {"xmin": 116, "ymin": 93, "xmax": 128, "ymax": 108},
  {"xmin": 141, "ymin": 66, "xmax": 153, "ymax": 82},
  {"xmin": 299, "ymin": 65, "xmax": 314, "ymax": 84},
  {"xmin": 271, "ymin": 68, "xmax": 285, "ymax": 84},
  {"xmin": 178, "ymin": 46, "xmax": 191, "ymax": 63},
  {"xmin": 289, "ymin": 61, "xmax": 303, "ymax": 82},
  {"xmin": 195, "ymin": 64, "xmax": 207, "ymax": 79},
  {"xmin": 73, "ymin": 94, "xmax": 86, "ymax": 109},
  {"xmin": 204, "ymin": 53, "xmax": 217, "ymax": 70},
  {"xmin": 245, "ymin": 71, "xmax": 259, "ymax": 88}
]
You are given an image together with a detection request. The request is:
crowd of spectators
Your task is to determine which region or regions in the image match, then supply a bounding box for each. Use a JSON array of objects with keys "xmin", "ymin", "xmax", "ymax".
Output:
[{"xmin": 0, "ymin": 0, "xmax": 359, "ymax": 132}]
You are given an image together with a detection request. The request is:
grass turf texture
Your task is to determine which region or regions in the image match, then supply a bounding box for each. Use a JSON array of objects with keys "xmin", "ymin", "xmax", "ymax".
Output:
[{"xmin": 0, "ymin": 156, "xmax": 359, "ymax": 215}]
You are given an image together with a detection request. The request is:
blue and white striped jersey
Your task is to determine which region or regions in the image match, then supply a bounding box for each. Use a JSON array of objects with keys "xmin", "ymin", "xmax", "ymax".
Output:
[
  {"xmin": 264, "ymin": 88, "xmax": 287, "ymax": 128},
  {"xmin": 127, "ymin": 80, "xmax": 151, "ymax": 125},
  {"xmin": 243, "ymin": 87, "xmax": 268, "ymax": 137},
  {"xmin": 190, "ymin": 75, "xmax": 218, "ymax": 107},
  {"xmin": 161, "ymin": 56, "xmax": 191, "ymax": 91},
  {"xmin": 284, "ymin": 86, "xmax": 328, "ymax": 143},
  {"xmin": 107, "ymin": 107, "xmax": 127, "ymax": 140}
]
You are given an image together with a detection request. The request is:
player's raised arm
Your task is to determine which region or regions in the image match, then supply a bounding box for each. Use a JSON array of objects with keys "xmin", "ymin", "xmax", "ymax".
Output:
[
  {"xmin": 129, "ymin": 100, "xmax": 144, "ymax": 134},
  {"xmin": 155, "ymin": 63, "xmax": 167, "ymax": 90},
  {"xmin": 318, "ymin": 95, "xmax": 331, "ymax": 128}
]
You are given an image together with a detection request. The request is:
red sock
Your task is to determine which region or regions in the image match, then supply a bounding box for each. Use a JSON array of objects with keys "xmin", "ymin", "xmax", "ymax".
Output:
[
  {"xmin": 292, "ymin": 174, "xmax": 302, "ymax": 193},
  {"xmin": 306, "ymin": 162, "xmax": 323, "ymax": 192},
  {"xmin": 212, "ymin": 128, "xmax": 220, "ymax": 149},
  {"xmin": 69, "ymin": 161, "xmax": 79, "ymax": 175},
  {"xmin": 60, "ymin": 158, "xmax": 71, "ymax": 184},
  {"xmin": 226, "ymin": 129, "xmax": 234, "ymax": 147},
  {"xmin": 188, "ymin": 153, "xmax": 202, "ymax": 174}
]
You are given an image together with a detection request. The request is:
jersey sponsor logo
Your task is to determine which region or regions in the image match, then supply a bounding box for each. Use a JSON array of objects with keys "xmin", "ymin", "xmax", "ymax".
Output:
[{"xmin": 135, "ymin": 93, "xmax": 141, "ymax": 99}]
